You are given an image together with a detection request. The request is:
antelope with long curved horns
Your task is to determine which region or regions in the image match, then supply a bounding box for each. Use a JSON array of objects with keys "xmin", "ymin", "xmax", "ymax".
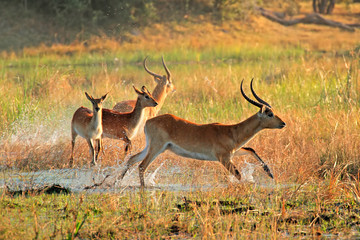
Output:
[
  {"xmin": 113, "ymin": 56, "xmax": 175, "ymax": 119},
  {"xmin": 118, "ymin": 79, "xmax": 286, "ymax": 187}
]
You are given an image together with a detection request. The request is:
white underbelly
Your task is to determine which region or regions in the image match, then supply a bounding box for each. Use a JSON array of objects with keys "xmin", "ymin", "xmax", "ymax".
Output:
[
  {"xmin": 74, "ymin": 125, "xmax": 102, "ymax": 140},
  {"xmin": 168, "ymin": 143, "xmax": 217, "ymax": 161},
  {"xmin": 90, "ymin": 130, "xmax": 102, "ymax": 139},
  {"xmin": 128, "ymin": 124, "xmax": 141, "ymax": 140},
  {"xmin": 128, "ymin": 113, "xmax": 145, "ymax": 140},
  {"xmin": 102, "ymin": 132, "xmax": 122, "ymax": 140}
]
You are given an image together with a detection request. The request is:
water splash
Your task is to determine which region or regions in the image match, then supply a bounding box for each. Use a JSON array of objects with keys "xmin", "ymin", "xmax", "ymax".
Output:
[
  {"xmin": 4, "ymin": 108, "xmax": 72, "ymax": 145},
  {"xmin": 1, "ymin": 168, "xmax": 95, "ymax": 192},
  {"xmin": 241, "ymin": 160, "xmax": 255, "ymax": 183},
  {"xmin": 227, "ymin": 161, "xmax": 256, "ymax": 184},
  {"xmin": 146, "ymin": 161, "xmax": 165, "ymax": 186}
]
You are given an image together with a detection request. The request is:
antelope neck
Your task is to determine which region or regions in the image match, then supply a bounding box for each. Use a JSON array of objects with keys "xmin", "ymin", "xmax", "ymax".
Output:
[
  {"xmin": 91, "ymin": 107, "xmax": 103, "ymax": 128},
  {"xmin": 151, "ymin": 84, "xmax": 167, "ymax": 109},
  {"xmin": 232, "ymin": 113, "xmax": 262, "ymax": 147},
  {"xmin": 128, "ymin": 97, "xmax": 146, "ymax": 123}
]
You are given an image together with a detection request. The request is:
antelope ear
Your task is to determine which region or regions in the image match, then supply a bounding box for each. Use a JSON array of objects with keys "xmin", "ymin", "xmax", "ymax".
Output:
[
  {"xmin": 133, "ymin": 85, "xmax": 143, "ymax": 95},
  {"xmin": 259, "ymin": 105, "xmax": 266, "ymax": 114},
  {"xmin": 85, "ymin": 92, "xmax": 93, "ymax": 101},
  {"xmin": 101, "ymin": 92, "xmax": 109, "ymax": 101},
  {"xmin": 153, "ymin": 76, "xmax": 161, "ymax": 84}
]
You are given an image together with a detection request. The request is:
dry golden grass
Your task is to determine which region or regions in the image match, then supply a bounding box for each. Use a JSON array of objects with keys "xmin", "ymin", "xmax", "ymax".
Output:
[
  {"xmin": 1, "ymin": 3, "xmax": 360, "ymax": 239},
  {"xmin": 0, "ymin": 1, "xmax": 358, "ymax": 191},
  {"xmin": 2, "ymin": 105, "xmax": 358, "ymax": 188}
]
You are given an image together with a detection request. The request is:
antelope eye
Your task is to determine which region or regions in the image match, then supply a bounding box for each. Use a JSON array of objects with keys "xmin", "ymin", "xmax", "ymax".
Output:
[
  {"xmin": 268, "ymin": 112, "xmax": 274, "ymax": 117},
  {"xmin": 145, "ymin": 95, "xmax": 150, "ymax": 99}
]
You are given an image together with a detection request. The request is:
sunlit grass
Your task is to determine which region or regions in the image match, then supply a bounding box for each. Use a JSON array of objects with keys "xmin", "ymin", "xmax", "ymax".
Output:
[
  {"xmin": 1, "ymin": 47, "xmax": 358, "ymax": 180},
  {"xmin": 0, "ymin": 3, "xmax": 360, "ymax": 238},
  {"xmin": 1, "ymin": 182, "xmax": 360, "ymax": 239}
]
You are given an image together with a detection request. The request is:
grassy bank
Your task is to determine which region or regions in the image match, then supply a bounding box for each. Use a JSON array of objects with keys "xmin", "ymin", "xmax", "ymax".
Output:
[{"xmin": 1, "ymin": 182, "xmax": 360, "ymax": 239}]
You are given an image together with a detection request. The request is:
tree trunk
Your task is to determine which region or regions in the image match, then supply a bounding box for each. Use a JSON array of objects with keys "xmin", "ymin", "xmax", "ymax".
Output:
[
  {"xmin": 312, "ymin": 0, "xmax": 318, "ymax": 13},
  {"xmin": 318, "ymin": 0, "xmax": 328, "ymax": 14},
  {"xmin": 256, "ymin": 7, "xmax": 355, "ymax": 32},
  {"xmin": 313, "ymin": 0, "xmax": 336, "ymax": 14},
  {"xmin": 327, "ymin": 0, "xmax": 335, "ymax": 14}
]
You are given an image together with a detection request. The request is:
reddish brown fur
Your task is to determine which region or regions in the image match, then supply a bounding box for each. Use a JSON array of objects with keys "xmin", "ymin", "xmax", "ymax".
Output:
[
  {"xmin": 113, "ymin": 57, "xmax": 175, "ymax": 119},
  {"xmin": 102, "ymin": 86, "xmax": 158, "ymax": 158},
  {"xmin": 119, "ymin": 81, "xmax": 286, "ymax": 187},
  {"xmin": 70, "ymin": 92, "xmax": 108, "ymax": 166}
]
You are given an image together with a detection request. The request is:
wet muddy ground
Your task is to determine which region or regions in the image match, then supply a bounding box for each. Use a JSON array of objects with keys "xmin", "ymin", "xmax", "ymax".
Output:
[{"xmin": 0, "ymin": 157, "xmax": 279, "ymax": 193}]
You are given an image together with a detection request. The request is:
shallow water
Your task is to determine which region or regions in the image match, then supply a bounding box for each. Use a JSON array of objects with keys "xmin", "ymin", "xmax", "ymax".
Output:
[
  {"xmin": 0, "ymin": 160, "xmax": 294, "ymax": 193},
  {"xmin": 0, "ymin": 60, "xmax": 293, "ymax": 193},
  {"xmin": 0, "ymin": 165, "xmax": 224, "ymax": 193}
]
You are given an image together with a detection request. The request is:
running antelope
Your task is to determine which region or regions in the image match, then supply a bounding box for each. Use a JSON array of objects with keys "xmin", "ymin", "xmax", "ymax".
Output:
[
  {"xmin": 70, "ymin": 92, "xmax": 108, "ymax": 167},
  {"xmin": 113, "ymin": 56, "xmax": 175, "ymax": 119},
  {"xmin": 102, "ymin": 86, "xmax": 158, "ymax": 159},
  {"xmin": 119, "ymin": 80, "xmax": 286, "ymax": 187}
]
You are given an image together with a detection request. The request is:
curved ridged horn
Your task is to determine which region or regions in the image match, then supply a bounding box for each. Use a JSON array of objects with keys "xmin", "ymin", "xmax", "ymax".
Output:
[
  {"xmin": 141, "ymin": 85, "xmax": 151, "ymax": 94},
  {"xmin": 240, "ymin": 80, "xmax": 263, "ymax": 108},
  {"xmin": 250, "ymin": 79, "xmax": 271, "ymax": 108},
  {"xmin": 162, "ymin": 56, "xmax": 171, "ymax": 81},
  {"xmin": 143, "ymin": 56, "xmax": 162, "ymax": 79}
]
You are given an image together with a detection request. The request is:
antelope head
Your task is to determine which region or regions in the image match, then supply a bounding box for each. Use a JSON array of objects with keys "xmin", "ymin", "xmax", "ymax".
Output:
[
  {"xmin": 241, "ymin": 79, "xmax": 286, "ymax": 129},
  {"xmin": 133, "ymin": 85, "xmax": 158, "ymax": 108},
  {"xmin": 143, "ymin": 56, "xmax": 176, "ymax": 94},
  {"xmin": 85, "ymin": 92, "xmax": 108, "ymax": 113}
]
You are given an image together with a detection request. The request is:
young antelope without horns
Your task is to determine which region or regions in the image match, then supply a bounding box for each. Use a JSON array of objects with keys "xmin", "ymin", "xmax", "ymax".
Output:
[
  {"xmin": 102, "ymin": 86, "xmax": 158, "ymax": 160},
  {"xmin": 70, "ymin": 92, "xmax": 108, "ymax": 166}
]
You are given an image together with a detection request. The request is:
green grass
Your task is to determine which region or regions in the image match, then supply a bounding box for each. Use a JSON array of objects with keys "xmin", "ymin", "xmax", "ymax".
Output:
[
  {"xmin": 1, "ymin": 43, "xmax": 359, "ymax": 164},
  {"xmin": 1, "ymin": 44, "xmax": 356, "ymax": 129},
  {"xmin": 1, "ymin": 43, "xmax": 305, "ymax": 69},
  {"xmin": 0, "ymin": 30, "xmax": 360, "ymax": 239},
  {"xmin": 1, "ymin": 183, "xmax": 360, "ymax": 239},
  {"xmin": 1, "ymin": 1, "xmax": 360, "ymax": 237}
]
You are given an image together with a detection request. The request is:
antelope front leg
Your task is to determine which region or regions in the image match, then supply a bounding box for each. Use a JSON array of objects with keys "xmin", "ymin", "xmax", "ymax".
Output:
[
  {"xmin": 87, "ymin": 139, "xmax": 96, "ymax": 166},
  {"xmin": 122, "ymin": 135, "xmax": 132, "ymax": 159},
  {"xmin": 95, "ymin": 138, "xmax": 103, "ymax": 162},
  {"xmin": 69, "ymin": 132, "xmax": 77, "ymax": 167},
  {"xmin": 100, "ymin": 138, "xmax": 105, "ymax": 156},
  {"xmin": 218, "ymin": 154, "xmax": 242, "ymax": 182},
  {"xmin": 235, "ymin": 147, "xmax": 274, "ymax": 179}
]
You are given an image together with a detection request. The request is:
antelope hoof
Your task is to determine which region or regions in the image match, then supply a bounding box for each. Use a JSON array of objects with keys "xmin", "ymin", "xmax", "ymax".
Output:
[
  {"xmin": 69, "ymin": 158, "xmax": 74, "ymax": 168},
  {"xmin": 262, "ymin": 164, "xmax": 274, "ymax": 179}
]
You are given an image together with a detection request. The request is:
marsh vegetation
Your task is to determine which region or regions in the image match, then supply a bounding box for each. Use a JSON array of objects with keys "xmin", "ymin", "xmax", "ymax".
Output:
[{"xmin": 1, "ymin": 1, "xmax": 360, "ymax": 239}]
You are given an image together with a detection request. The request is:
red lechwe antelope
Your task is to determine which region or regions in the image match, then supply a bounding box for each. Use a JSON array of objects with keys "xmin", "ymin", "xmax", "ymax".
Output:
[
  {"xmin": 101, "ymin": 86, "xmax": 158, "ymax": 159},
  {"xmin": 70, "ymin": 92, "xmax": 108, "ymax": 166},
  {"xmin": 119, "ymin": 80, "xmax": 286, "ymax": 187},
  {"xmin": 113, "ymin": 56, "xmax": 175, "ymax": 119}
]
